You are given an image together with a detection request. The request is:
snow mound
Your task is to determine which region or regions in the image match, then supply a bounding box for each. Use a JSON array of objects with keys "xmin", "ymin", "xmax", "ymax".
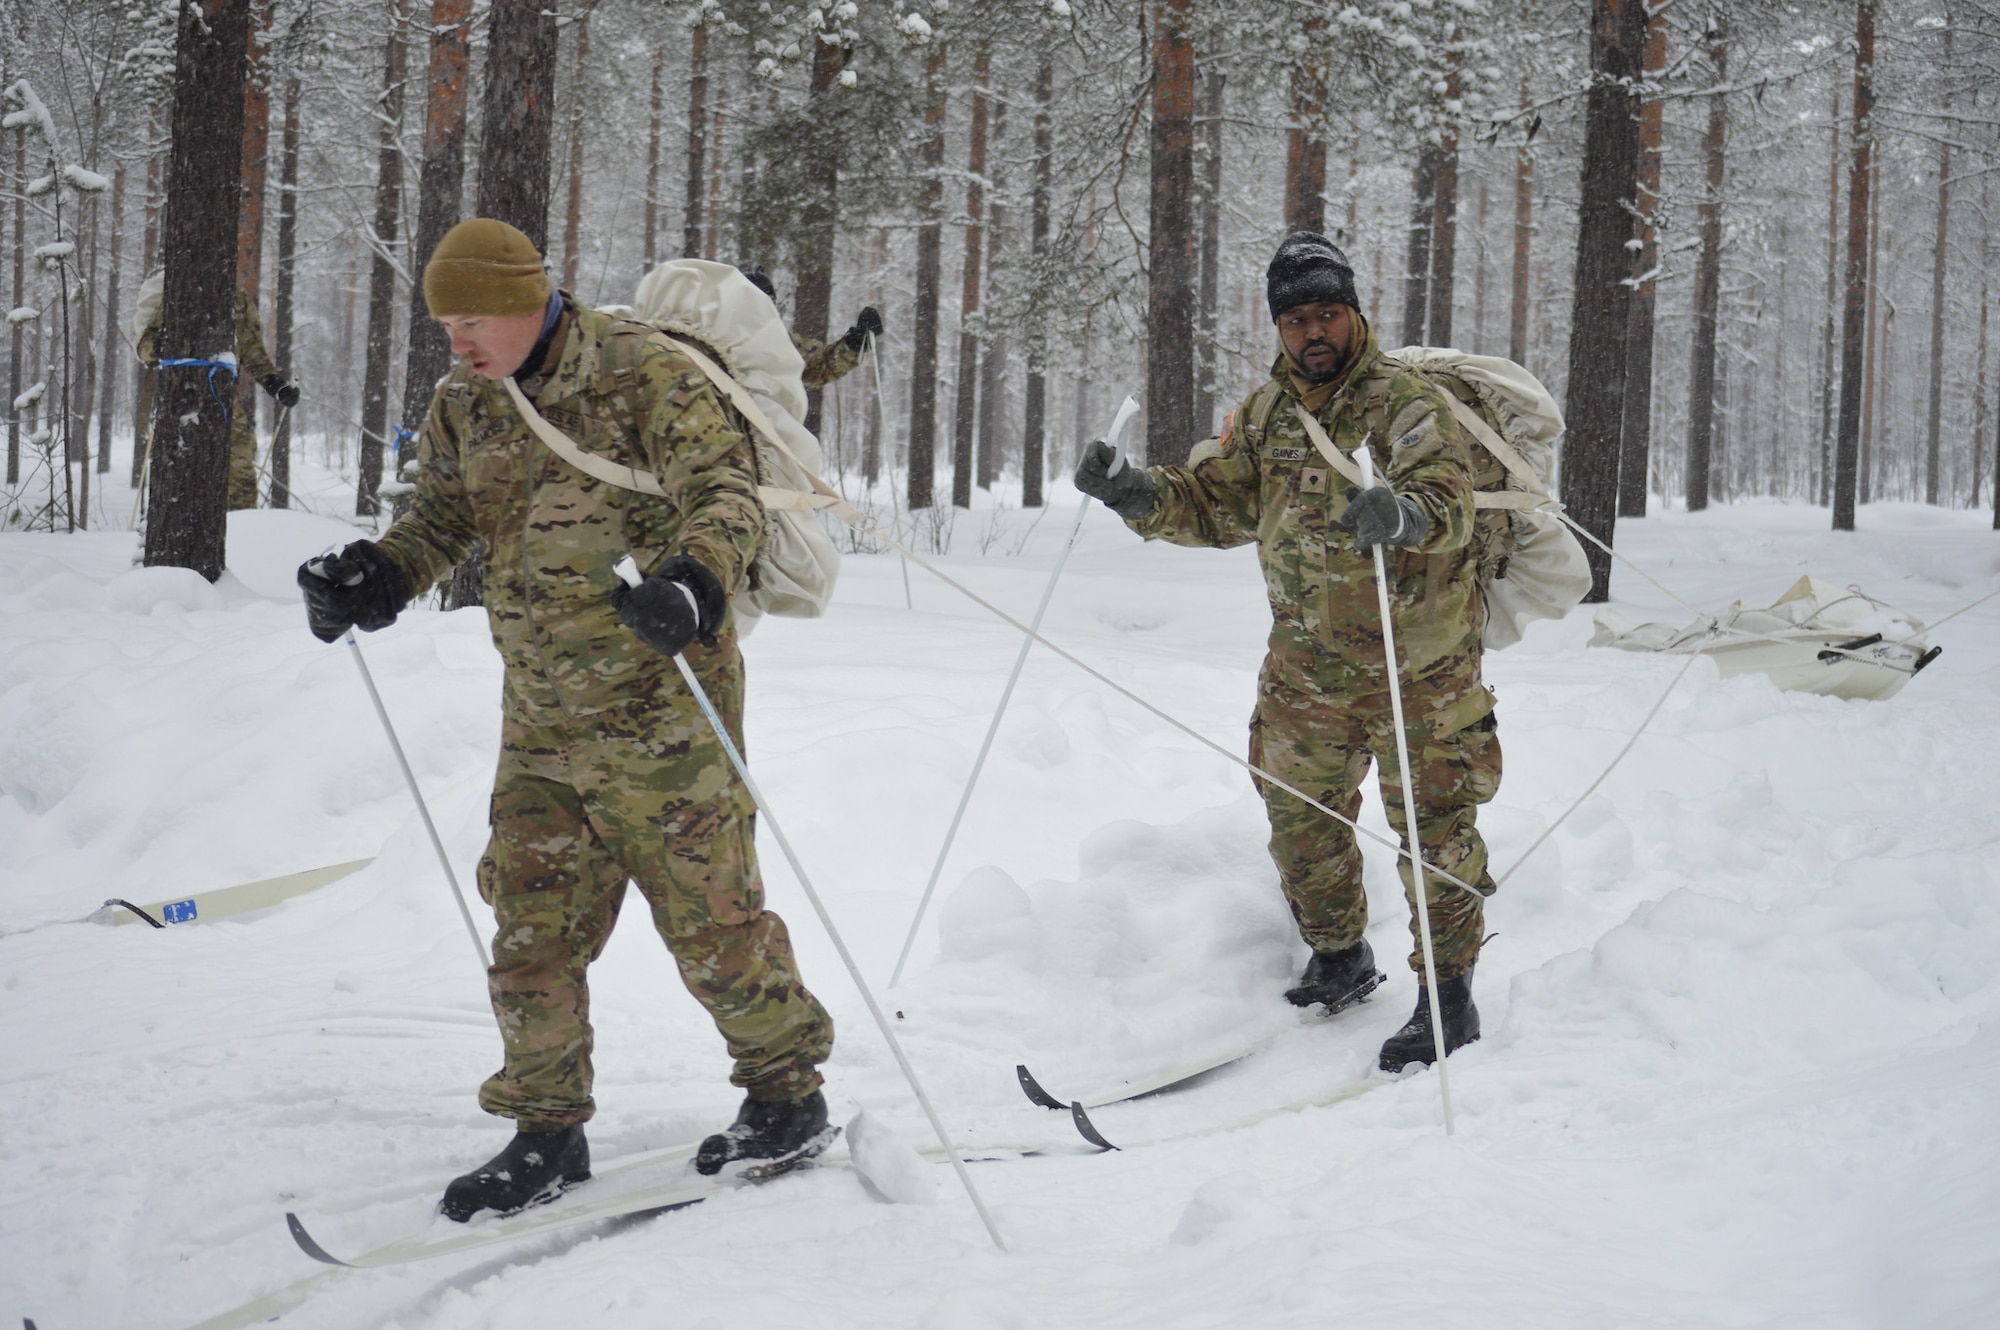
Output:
[
  {"xmin": 845, "ymin": 1108, "xmax": 938, "ymax": 1205},
  {"xmin": 103, "ymin": 565, "xmax": 223, "ymax": 615}
]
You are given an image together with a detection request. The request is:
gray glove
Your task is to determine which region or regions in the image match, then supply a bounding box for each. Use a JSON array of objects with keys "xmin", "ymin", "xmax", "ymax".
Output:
[
  {"xmin": 1073, "ymin": 440, "xmax": 1157, "ymax": 522},
  {"xmin": 1335, "ymin": 485, "xmax": 1429, "ymax": 551}
]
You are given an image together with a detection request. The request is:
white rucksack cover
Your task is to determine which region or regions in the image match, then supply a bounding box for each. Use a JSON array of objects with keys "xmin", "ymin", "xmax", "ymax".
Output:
[
  {"xmin": 620, "ymin": 259, "xmax": 841, "ymax": 629},
  {"xmin": 133, "ymin": 270, "xmax": 164, "ymax": 343},
  {"xmin": 1389, "ymin": 347, "xmax": 1593, "ymax": 650}
]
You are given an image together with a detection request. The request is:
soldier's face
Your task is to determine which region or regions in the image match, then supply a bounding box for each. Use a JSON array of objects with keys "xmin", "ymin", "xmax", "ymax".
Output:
[
  {"xmin": 437, "ymin": 310, "xmax": 546, "ymax": 380},
  {"xmin": 1277, "ymin": 302, "xmax": 1354, "ymax": 383}
]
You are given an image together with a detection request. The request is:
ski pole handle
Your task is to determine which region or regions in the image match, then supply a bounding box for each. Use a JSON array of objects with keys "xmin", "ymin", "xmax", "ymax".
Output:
[
  {"xmin": 613, "ymin": 554, "xmax": 644, "ymax": 588},
  {"xmin": 1101, "ymin": 394, "xmax": 1140, "ymax": 478}
]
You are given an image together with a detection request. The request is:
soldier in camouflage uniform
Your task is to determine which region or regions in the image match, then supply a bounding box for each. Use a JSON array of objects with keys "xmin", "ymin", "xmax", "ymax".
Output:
[
  {"xmin": 297, "ymin": 219, "xmax": 835, "ymax": 1220},
  {"xmin": 737, "ymin": 263, "xmax": 882, "ymax": 389},
  {"xmin": 136, "ymin": 280, "xmax": 298, "ymax": 511},
  {"xmin": 1075, "ymin": 232, "xmax": 1499, "ymax": 1073}
]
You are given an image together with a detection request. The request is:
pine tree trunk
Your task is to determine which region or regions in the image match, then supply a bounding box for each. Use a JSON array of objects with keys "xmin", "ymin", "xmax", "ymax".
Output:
[
  {"xmin": 398, "ymin": 0, "xmax": 473, "ymax": 471},
  {"xmin": 271, "ymin": 74, "xmax": 301, "ymax": 509},
  {"xmin": 978, "ymin": 96, "xmax": 1009, "ymax": 489},
  {"xmin": 476, "ymin": 0, "xmax": 558, "ymax": 251},
  {"xmin": 1684, "ymin": 12, "xmax": 1727, "ymax": 515},
  {"xmin": 862, "ymin": 227, "xmax": 886, "ymax": 487},
  {"xmin": 1832, "ymin": 0, "xmax": 1874, "ymax": 530},
  {"xmin": 1860, "ymin": 151, "xmax": 1881, "ymax": 506},
  {"xmin": 951, "ymin": 43, "xmax": 990, "ymax": 508},
  {"xmin": 1508, "ymin": 90, "xmax": 1533, "ymax": 365},
  {"xmin": 1284, "ymin": 24, "xmax": 1326, "ymax": 234},
  {"xmin": 234, "ymin": 0, "xmax": 273, "ymax": 490},
  {"xmin": 1561, "ymin": 0, "xmax": 1646, "ymax": 600},
  {"xmin": 1617, "ymin": 6, "xmax": 1666, "ymax": 518},
  {"xmin": 1401, "ymin": 147, "xmax": 1439, "ymax": 346},
  {"xmin": 73, "ymin": 197, "xmax": 97, "ymax": 526},
  {"xmin": 1195, "ymin": 67, "xmax": 1224, "ymax": 437},
  {"xmin": 907, "ymin": 43, "xmax": 947, "ymax": 511},
  {"xmin": 356, "ymin": 0, "xmax": 410, "ymax": 519},
  {"xmin": 131, "ymin": 110, "xmax": 161, "ymax": 488},
  {"xmin": 797, "ymin": 25, "xmax": 852, "ymax": 441},
  {"xmin": 96, "ymin": 165, "xmax": 124, "ymax": 475},
  {"xmin": 1819, "ymin": 85, "xmax": 1840, "ymax": 507},
  {"xmin": 1426, "ymin": 47, "xmax": 1462, "ymax": 347},
  {"xmin": 682, "ymin": 24, "xmax": 707, "ymax": 260},
  {"xmin": 1021, "ymin": 54, "xmax": 1053, "ymax": 508},
  {"xmin": 644, "ymin": 41, "xmax": 664, "ymax": 270},
  {"xmin": 7, "ymin": 94, "xmax": 22, "ymax": 487},
  {"xmin": 1146, "ymin": 0, "xmax": 1197, "ymax": 467},
  {"xmin": 143, "ymin": 0, "xmax": 250, "ymax": 579},
  {"xmin": 559, "ymin": 3, "xmax": 591, "ymax": 291},
  {"xmin": 1923, "ymin": 28, "xmax": 1952, "ymax": 507}
]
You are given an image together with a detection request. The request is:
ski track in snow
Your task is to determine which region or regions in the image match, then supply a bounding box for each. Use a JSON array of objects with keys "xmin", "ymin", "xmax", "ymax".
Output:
[{"xmin": 2, "ymin": 485, "xmax": 1998, "ymax": 1329}]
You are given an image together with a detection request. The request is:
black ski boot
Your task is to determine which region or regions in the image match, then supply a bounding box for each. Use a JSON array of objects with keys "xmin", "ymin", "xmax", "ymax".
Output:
[
  {"xmin": 1377, "ymin": 969, "xmax": 1480, "ymax": 1073},
  {"xmin": 1284, "ymin": 938, "xmax": 1386, "ymax": 1013},
  {"xmin": 695, "ymin": 1090, "xmax": 835, "ymax": 1177},
  {"xmin": 438, "ymin": 1124, "xmax": 591, "ymax": 1222}
]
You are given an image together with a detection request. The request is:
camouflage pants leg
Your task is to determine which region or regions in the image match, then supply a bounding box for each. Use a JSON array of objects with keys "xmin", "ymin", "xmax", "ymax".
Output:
[
  {"xmin": 226, "ymin": 390, "xmax": 258, "ymax": 511},
  {"xmin": 1249, "ymin": 660, "xmax": 1501, "ymax": 979},
  {"xmin": 475, "ymin": 647, "xmax": 834, "ymax": 1129}
]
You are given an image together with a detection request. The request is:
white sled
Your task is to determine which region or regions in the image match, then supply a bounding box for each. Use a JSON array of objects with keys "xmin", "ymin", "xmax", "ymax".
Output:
[{"xmin": 1589, "ymin": 575, "xmax": 1938, "ymax": 702}]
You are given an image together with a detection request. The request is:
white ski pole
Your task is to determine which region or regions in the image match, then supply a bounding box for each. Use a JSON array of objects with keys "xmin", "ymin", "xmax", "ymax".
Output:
[
  {"xmin": 1353, "ymin": 447, "xmax": 1455, "ymax": 1136},
  {"xmin": 612, "ymin": 557, "xmax": 1008, "ymax": 1253},
  {"xmin": 888, "ymin": 394, "xmax": 1140, "ymax": 988},
  {"xmin": 342, "ymin": 630, "xmax": 492, "ymax": 972}
]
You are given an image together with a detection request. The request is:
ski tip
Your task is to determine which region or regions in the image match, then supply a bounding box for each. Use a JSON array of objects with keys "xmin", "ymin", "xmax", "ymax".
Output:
[
  {"xmin": 1015, "ymin": 1064, "xmax": 1066, "ymax": 1111},
  {"xmin": 1069, "ymin": 1101, "xmax": 1119, "ymax": 1152},
  {"xmin": 285, "ymin": 1212, "xmax": 355, "ymax": 1268}
]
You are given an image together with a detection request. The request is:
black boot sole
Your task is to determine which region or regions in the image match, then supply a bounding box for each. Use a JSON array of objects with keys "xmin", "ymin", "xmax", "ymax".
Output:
[
  {"xmin": 438, "ymin": 1165, "xmax": 592, "ymax": 1224},
  {"xmin": 1284, "ymin": 966, "xmax": 1387, "ymax": 1014},
  {"xmin": 1378, "ymin": 1026, "xmax": 1480, "ymax": 1074},
  {"xmin": 699, "ymin": 1123, "xmax": 841, "ymax": 1181}
]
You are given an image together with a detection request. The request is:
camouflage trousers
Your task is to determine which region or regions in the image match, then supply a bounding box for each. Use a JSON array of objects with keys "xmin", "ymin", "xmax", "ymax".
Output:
[
  {"xmin": 226, "ymin": 392, "xmax": 258, "ymax": 511},
  {"xmin": 474, "ymin": 641, "xmax": 834, "ymax": 1129},
  {"xmin": 1247, "ymin": 652, "xmax": 1501, "ymax": 979}
]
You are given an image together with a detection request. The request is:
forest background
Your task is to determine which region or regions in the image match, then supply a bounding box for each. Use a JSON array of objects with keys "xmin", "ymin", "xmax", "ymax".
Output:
[{"xmin": 3, "ymin": 0, "xmax": 1996, "ymax": 601}]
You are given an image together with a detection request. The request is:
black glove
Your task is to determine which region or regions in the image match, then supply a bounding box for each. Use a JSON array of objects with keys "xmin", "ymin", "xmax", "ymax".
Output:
[
  {"xmin": 297, "ymin": 540, "xmax": 412, "ymax": 643},
  {"xmin": 843, "ymin": 305, "xmax": 884, "ymax": 352},
  {"xmin": 1334, "ymin": 485, "xmax": 1430, "ymax": 551},
  {"xmin": 612, "ymin": 555, "xmax": 727, "ymax": 656},
  {"xmin": 1073, "ymin": 439, "xmax": 1157, "ymax": 522},
  {"xmin": 261, "ymin": 374, "xmax": 301, "ymax": 408}
]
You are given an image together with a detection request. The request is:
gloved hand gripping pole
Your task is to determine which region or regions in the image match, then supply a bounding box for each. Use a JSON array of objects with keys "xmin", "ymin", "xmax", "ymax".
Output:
[
  {"xmin": 888, "ymin": 394, "xmax": 1141, "ymax": 988},
  {"xmin": 611, "ymin": 557, "xmax": 1008, "ymax": 1253},
  {"xmin": 1353, "ymin": 447, "xmax": 1455, "ymax": 1136},
  {"xmin": 344, "ymin": 631, "xmax": 491, "ymax": 972}
]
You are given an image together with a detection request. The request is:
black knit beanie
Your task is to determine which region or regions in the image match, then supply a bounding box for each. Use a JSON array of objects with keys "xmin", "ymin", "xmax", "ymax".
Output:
[{"xmin": 1266, "ymin": 231, "xmax": 1359, "ymax": 320}]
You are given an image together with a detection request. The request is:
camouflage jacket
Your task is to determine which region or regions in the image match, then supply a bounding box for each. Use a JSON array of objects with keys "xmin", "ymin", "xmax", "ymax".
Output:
[
  {"xmin": 1131, "ymin": 321, "xmax": 1492, "ymax": 696},
  {"xmin": 376, "ymin": 297, "xmax": 767, "ymax": 721},
  {"xmin": 792, "ymin": 331, "xmax": 862, "ymax": 390},
  {"xmin": 136, "ymin": 287, "xmax": 280, "ymax": 388}
]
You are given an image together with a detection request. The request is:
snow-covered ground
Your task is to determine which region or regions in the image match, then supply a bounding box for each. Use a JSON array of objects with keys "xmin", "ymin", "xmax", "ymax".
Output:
[{"xmin": 3, "ymin": 486, "xmax": 1997, "ymax": 1329}]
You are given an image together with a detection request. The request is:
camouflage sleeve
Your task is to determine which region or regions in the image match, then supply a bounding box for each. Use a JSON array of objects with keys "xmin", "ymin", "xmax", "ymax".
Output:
[
  {"xmin": 1382, "ymin": 374, "xmax": 1479, "ymax": 556},
  {"xmin": 636, "ymin": 353, "xmax": 767, "ymax": 597},
  {"xmin": 1126, "ymin": 396, "xmax": 1264, "ymax": 550},
  {"xmin": 793, "ymin": 331, "xmax": 862, "ymax": 390},
  {"xmin": 232, "ymin": 289, "xmax": 281, "ymax": 386},
  {"xmin": 374, "ymin": 389, "xmax": 477, "ymax": 595}
]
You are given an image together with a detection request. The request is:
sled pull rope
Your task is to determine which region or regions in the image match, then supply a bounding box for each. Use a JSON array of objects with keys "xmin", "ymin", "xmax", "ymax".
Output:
[
  {"xmin": 888, "ymin": 395, "xmax": 1140, "ymax": 988},
  {"xmin": 610, "ymin": 557, "xmax": 1008, "ymax": 1254},
  {"xmin": 1354, "ymin": 445, "xmax": 1454, "ymax": 1136}
]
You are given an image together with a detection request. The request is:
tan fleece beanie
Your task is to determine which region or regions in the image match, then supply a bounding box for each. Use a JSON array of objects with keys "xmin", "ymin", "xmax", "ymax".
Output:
[{"xmin": 423, "ymin": 218, "xmax": 551, "ymax": 317}]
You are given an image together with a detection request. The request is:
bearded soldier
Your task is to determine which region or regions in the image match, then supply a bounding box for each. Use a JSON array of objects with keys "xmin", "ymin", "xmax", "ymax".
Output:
[
  {"xmin": 1074, "ymin": 232, "xmax": 1499, "ymax": 1072},
  {"xmin": 297, "ymin": 219, "xmax": 836, "ymax": 1219}
]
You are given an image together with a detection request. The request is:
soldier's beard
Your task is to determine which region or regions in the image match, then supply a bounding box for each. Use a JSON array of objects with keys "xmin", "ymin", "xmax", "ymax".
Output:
[{"xmin": 1292, "ymin": 339, "xmax": 1350, "ymax": 383}]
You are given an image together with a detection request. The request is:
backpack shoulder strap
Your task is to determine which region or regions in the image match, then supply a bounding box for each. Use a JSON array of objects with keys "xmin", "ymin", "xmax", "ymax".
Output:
[
  {"xmin": 502, "ymin": 375, "xmax": 669, "ymax": 497},
  {"xmin": 1433, "ymin": 391, "xmax": 1556, "ymax": 510},
  {"xmin": 648, "ymin": 332, "xmax": 863, "ymax": 524}
]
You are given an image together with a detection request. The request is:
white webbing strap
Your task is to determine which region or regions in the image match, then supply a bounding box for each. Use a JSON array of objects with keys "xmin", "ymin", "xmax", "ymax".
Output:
[
  {"xmin": 503, "ymin": 374, "xmax": 669, "ymax": 497},
  {"xmin": 1293, "ymin": 398, "xmax": 1558, "ymax": 513},
  {"xmin": 649, "ymin": 332, "xmax": 867, "ymax": 525}
]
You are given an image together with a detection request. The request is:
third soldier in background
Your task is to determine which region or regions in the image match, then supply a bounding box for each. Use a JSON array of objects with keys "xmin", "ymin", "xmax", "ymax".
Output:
[
  {"xmin": 1074, "ymin": 232, "xmax": 1501, "ymax": 1073},
  {"xmin": 737, "ymin": 263, "xmax": 882, "ymax": 389}
]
